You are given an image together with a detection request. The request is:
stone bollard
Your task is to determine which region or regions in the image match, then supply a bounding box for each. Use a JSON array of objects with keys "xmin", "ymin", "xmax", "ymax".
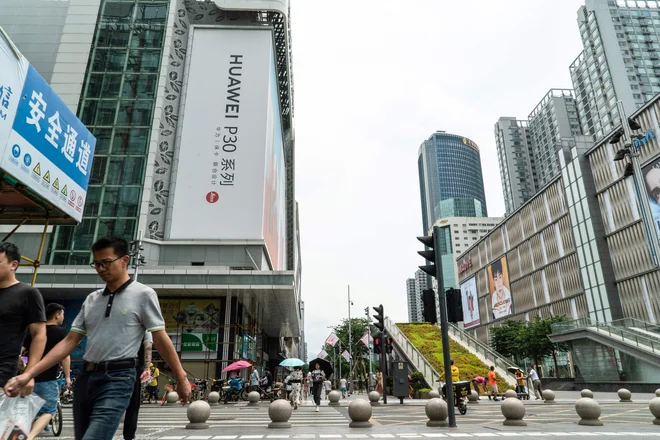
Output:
[
  {"xmin": 348, "ymin": 399, "xmax": 372, "ymax": 428},
  {"xmin": 425, "ymin": 398, "xmax": 449, "ymax": 427},
  {"xmin": 501, "ymin": 397, "xmax": 526, "ymax": 426},
  {"xmin": 542, "ymin": 389, "xmax": 556, "ymax": 404},
  {"xmin": 248, "ymin": 391, "xmax": 260, "ymax": 407},
  {"xmin": 368, "ymin": 391, "xmax": 381, "ymax": 406},
  {"xmin": 575, "ymin": 398, "xmax": 603, "ymax": 426},
  {"xmin": 649, "ymin": 397, "xmax": 660, "ymax": 425},
  {"xmin": 207, "ymin": 391, "xmax": 220, "ymax": 407},
  {"xmin": 268, "ymin": 399, "xmax": 293, "ymax": 429},
  {"xmin": 186, "ymin": 400, "xmax": 211, "ymax": 429},
  {"xmin": 328, "ymin": 390, "xmax": 341, "ymax": 406},
  {"xmin": 467, "ymin": 390, "xmax": 480, "ymax": 404},
  {"xmin": 580, "ymin": 389, "xmax": 594, "ymax": 399},
  {"xmin": 428, "ymin": 390, "xmax": 441, "ymax": 399},
  {"xmin": 656, "ymin": 389, "xmax": 660, "ymax": 398},
  {"xmin": 505, "ymin": 389, "xmax": 518, "ymax": 399},
  {"xmin": 618, "ymin": 388, "xmax": 632, "ymax": 403},
  {"xmin": 166, "ymin": 391, "xmax": 179, "ymax": 406}
]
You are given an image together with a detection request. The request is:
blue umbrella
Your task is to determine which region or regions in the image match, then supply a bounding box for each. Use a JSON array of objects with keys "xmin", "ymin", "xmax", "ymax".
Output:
[{"xmin": 279, "ymin": 358, "xmax": 305, "ymax": 367}]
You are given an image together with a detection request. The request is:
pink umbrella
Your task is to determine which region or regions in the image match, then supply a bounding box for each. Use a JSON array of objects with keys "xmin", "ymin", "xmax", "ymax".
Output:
[{"xmin": 221, "ymin": 360, "xmax": 252, "ymax": 373}]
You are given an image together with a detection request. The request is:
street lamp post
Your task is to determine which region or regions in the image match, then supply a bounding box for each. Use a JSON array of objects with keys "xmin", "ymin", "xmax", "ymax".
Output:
[
  {"xmin": 348, "ymin": 285, "xmax": 353, "ymax": 381},
  {"xmin": 365, "ymin": 307, "xmax": 373, "ymax": 391},
  {"xmin": 613, "ymin": 101, "xmax": 660, "ymax": 266}
]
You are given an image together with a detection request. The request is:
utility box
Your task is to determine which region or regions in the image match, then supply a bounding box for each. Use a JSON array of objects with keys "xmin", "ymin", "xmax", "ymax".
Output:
[{"xmin": 391, "ymin": 361, "xmax": 410, "ymax": 404}]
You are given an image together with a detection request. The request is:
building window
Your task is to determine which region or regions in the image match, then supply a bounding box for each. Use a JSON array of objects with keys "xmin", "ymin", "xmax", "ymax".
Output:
[{"xmin": 49, "ymin": 0, "xmax": 169, "ymax": 264}]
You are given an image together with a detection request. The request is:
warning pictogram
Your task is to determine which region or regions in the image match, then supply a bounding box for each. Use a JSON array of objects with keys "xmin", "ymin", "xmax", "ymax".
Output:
[
  {"xmin": 52, "ymin": 178, "xmax": 59, "ymax": 190},
  {"xmin": 206, "ymin": 191, "xmax": 219, "ymax": 204},
  {"xmin": 43, "ymin": 171, "xmax": 50, "ymax": 183},
  {"xmin": 33, "ymin": 163, "xmax": 41, "ymax": 176},
  {"xmin": 61, "ymin": 185, "xmax": 67, "ymax": 197}
]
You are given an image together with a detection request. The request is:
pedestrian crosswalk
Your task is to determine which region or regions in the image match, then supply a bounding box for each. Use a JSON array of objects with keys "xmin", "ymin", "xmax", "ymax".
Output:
[
  {"xmin": 56, "ymin": 403, "xmax": 350, "ymax": 429},
  {"xmin": 129, "ymin": 433, "xmax": 660, "ymax": 439}
]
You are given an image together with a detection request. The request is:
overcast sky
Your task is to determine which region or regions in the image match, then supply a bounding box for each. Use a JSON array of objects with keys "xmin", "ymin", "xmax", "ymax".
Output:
[{"xmin": 292, "ymin": 0, "xmax": 586, "ymax": 357}]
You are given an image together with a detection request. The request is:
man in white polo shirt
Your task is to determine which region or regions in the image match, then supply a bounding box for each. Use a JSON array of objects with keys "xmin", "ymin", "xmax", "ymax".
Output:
[{"xmin": 5, "ymin": 236, "xmax": 191, "ymax": 440}]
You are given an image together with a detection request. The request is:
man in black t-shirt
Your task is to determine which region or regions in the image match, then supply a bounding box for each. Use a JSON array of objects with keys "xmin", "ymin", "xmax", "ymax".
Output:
[
  {"xmin": 0, "ymin": 242, "xmax": 46, "ymax": 399},
  {"xmin": 24, "ymin": 303, "xmax": 70, "ymax": 440}
]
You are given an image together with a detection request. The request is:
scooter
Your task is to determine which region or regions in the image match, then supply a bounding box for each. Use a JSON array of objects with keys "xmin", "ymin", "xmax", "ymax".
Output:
[{"xmin": 441, "ymin": 381, "xmax": 469, "ymax": 415}]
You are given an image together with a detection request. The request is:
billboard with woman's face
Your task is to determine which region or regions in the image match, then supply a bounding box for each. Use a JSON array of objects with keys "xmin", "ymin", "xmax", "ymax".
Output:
[
  {"xmin": 460, "ymin": 276, "xmax": 480, "ymax": 329},
  {"xmin": 643, "ymin": 157, "xmax": 660, "ymax": 237},
  {"xmin": 488, "ymin": 256, "xmax": 513, "ymax": 320}
]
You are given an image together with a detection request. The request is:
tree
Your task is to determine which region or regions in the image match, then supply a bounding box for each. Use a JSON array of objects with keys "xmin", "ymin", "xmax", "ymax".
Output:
[
  {"xmin": 518, "ymin": 316, "xmax": 570, "ymax": 375},
  {"xmin": 322, "ymin": 318, "xmax": 373, "ymax": 383},
  {"xmin": 490, "ymin": 320, "xmax": 525, "ymax": 363}
]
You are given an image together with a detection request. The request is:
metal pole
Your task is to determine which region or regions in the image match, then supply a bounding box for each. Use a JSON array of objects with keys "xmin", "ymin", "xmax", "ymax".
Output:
[
  {"xmin": 380, "ymin": 332, "xmax": 387, "ymax": 404},
  {"xmin": 434, "ymin": 225, "xmax": 456, "ymax": 427},
  {"xmin": 366, "ymin": 308, "xmax": 373, "ymax": 390},
  {"xmin": 30, "ymin": 218, "xmax": 49, "ymax": 286},
  {"xmin": 617, "ymin": 101, "xmax": 660, "ymax": 266},
  {"xmin": 348, "ymin": 285, "xmax": 352, "ymax": 382},
  {"xmin": 132, "ymin": 231, "xmax": 144, "ymax": 282}
]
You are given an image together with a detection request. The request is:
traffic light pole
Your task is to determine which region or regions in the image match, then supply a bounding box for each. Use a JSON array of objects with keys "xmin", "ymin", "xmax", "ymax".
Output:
[
  {"xmin": 433, "ymin": 226, "xmax": 456, "ymax": 428},
  {"xmin": 380, "ymin": 334, "xmax": 387, "ymax": 404},
  {"xmin": 365, "ymin": 307, "xmax": 373, "ymax": 391}
]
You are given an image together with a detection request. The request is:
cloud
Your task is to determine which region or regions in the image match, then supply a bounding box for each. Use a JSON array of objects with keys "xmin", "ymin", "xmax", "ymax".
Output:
[{"xmin": 292, "ymin": 0, "xmax": 586, "ymax": 356}]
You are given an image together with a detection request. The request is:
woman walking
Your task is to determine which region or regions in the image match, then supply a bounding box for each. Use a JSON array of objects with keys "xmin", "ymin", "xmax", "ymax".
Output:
[
  {"xmin": 375, "ymin": 368, "xmax": 383, "ymax": 396},
  {"xmin": 288, "ymin": 366, "xmax": 303, "ymax": 409},
  {"xmin": 310, "ymin": 363, "xmax": 326, "ymax": 412}
]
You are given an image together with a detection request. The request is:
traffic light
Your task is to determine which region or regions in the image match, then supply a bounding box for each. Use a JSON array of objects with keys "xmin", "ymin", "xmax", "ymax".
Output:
[
  {"xmin": 385, "ymin": 336, "xmax": 393, "ymax": 354},
  {"xmin": 417, "ymin": 235, "xmax": 437, "ymax": 277},
  {"xmin": 446, "ymin": 288, "xmax": 463, "ymax": 324},
  {"xmin": 422, "ymin": 289, "xmax": 437, "ymax": 324},
  {"xmin": 373, "ymin": 305, "xmax": 385, "ymax": 333},
  {"xmin": 373, "ymin": 334, "xmax": 382, "ymax": 354}
]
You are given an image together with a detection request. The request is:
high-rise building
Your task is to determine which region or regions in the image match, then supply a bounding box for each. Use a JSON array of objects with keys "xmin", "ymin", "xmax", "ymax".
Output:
[
  {"xmin": 406, "ymin": 269, "xmax": 429, "ymax": 323},
  {"xmin": 494, "ymin": 118, "xmax": 536, "ymax": 215},
  {"xmin": 528, "ymin": 89, "xmax": 583, "ymax": 187},
  {"xmin": 2, "ymin": 0, "xmax": 301, "ymax": 377},
  {"xmin": 495, "ymin": 90, "xmax": 582, "ymax": 215},
  {"xmin": 418, "ymin": 131, "xmax": 488, "ymax": 234},
  {"xmin": 570, "ymin": 0, "xmax": 660, "ymax": 140},
  {"xmin": 406, "ymin": 278, "xmax": 421, "ymax": 322}
]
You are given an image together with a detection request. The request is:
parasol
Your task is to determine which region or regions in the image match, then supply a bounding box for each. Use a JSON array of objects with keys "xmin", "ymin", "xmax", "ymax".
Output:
[
  {"xmin": 279, "ymin": 358, "xmax": 305, "ymax": 368},
  {"xmin": 507, "ymin": 366, "xmax": 523, "ymax": 374},
  {"xmin": 221, "ymin": 360, "xmax": 252, "ymax": 373},
  {"xmin": 308, "ymin": 358, "xmax": 333, "ymax": 378}
]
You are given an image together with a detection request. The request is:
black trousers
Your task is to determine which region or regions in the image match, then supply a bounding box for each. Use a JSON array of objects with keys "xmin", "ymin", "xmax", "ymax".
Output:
[
  {"xmin": 312, "ymin": 382, "xmax": 323, "ymax": 406},
  {"xmin": 123, "ymin": 372, "xmax": 142, "ymax": 440}
]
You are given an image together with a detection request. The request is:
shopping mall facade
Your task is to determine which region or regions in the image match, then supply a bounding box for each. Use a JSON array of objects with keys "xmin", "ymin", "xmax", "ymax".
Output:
[
  {"xmin": 1, "ymin": 0, "xmax": 302, "ymax": 382},
  {"xmin": 457, "ymin": 93, "xmax": 660, "ymax": 390}
]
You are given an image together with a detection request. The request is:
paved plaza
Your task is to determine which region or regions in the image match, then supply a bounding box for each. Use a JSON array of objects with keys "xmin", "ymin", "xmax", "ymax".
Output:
[{"xmin": 36, "ymin": 390, "xmax": 660, "ymax": 440}]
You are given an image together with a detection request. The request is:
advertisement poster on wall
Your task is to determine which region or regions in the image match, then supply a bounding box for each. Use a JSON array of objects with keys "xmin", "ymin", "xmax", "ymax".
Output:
[
  {"xmin": 642, "ymin": 156, "xmax": 660, "ymax": 239},
  {"xmin": 460, "ymin": 276, "xmax": 480, "ymax": 329},
  {"xmin": 487, "ymin": 256, "xmax": 513, "ymax": 320},
  {"xmin": 159, "ymin": 299, "xmax": 221, "ymax": 357}
]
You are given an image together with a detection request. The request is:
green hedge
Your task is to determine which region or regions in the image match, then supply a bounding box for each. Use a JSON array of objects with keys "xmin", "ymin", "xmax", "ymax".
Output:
[{"xmin": 397, "ymin": 323, "xmax": 512, "ymax": 392}]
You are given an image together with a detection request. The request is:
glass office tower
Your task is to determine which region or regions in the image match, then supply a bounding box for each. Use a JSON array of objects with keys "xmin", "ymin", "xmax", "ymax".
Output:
[{"xmin": 418, "ymin": 131, "xmax": 488, "ymax": 234}]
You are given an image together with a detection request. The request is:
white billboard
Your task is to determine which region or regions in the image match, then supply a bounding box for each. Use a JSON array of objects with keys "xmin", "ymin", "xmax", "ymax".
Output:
[
  {"xmin": 0, "ymin": 29, "xmax": 95, "ymax": 222},
  {"xmin": 168, "ymin": 28, "xmax": 287, "ymax": 269},
  {"xmin": 460, "ymin": 276, "xmax": 480, "ymax": 329}
]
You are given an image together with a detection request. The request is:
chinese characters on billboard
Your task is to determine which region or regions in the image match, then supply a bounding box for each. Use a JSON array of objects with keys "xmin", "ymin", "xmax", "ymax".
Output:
[
  {"xmin": 488, "ymin": 256, "xmax": 513, "ymax": 320},
  {"xmin": 460, "ymin": 276, "xmax": 480, "ymax": 328}
]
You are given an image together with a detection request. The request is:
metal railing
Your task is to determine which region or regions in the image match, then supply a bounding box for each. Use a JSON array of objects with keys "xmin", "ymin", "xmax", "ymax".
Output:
[
  {"xmin": 551, "ymin": 318, "xmax": 660, "ymax": 355},
  {"xmin": 384, "ymin": 317, "xmax": 439, "ymax": 388},
  {"xmin": 447, "ymin": 323, "xmax": 519, "ymax": 376},
  {"xmin": 610, "ymin": 318, "xmax": 660, "ymax": 338}
]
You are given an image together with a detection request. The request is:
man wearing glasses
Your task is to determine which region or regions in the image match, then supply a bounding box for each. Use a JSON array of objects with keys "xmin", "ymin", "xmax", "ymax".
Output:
[{"xmin": 5, "ymin": 236, "xmax": 191, "ymax": 440}]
